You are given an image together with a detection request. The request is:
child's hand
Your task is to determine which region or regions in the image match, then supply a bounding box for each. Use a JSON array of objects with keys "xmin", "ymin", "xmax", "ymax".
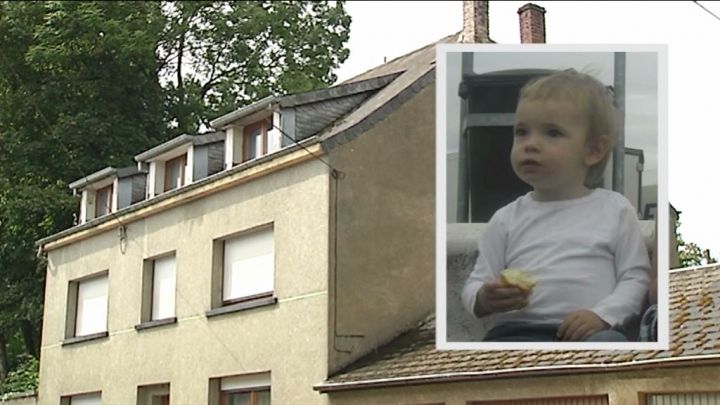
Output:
[
  {"xmin": 474, "ymin": 280, "xmax": 530, "ymax": 317},
  {"xmin": 557, "ymin": 310, "xmax": 610, "ymax": 341}
]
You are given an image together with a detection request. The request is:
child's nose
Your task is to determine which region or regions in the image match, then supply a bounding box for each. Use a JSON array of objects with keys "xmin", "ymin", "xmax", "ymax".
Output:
[{"xmin": 522, "ymin": 132, "xmax": 541, "ymax": 152}]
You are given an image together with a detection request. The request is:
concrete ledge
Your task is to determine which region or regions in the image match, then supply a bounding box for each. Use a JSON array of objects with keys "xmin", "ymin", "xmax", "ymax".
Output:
[
  {"xmin": 134, "ymin": 317, "xmax": 177, "ymax": 332},
  {"xmin": 61, "ymin": 331, "xmax": 109, "ymax": 347},
  {"xmin": 205, "ymin": 296, "xmax": 278, "ymax": 319}
]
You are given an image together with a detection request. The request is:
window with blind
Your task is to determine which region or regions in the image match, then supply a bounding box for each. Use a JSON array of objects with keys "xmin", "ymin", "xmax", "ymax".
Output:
[
  {"xmin": 150, "ymin": 255, "xmax": 176, "ymax": 320},
  {"xmin": 222, "ymin": 227, "xmax": 274, "ymax": 304},
  {"xmin": 468, "ymin": 395, "xmax": 609, "ymax": 405},
  {"xmin": 216, "ymin": 373, "xmax": 271, "ymax": 405},
  {"xmin": 70, "ymin": 274, "xmax": 109, "ymax": 338},
  {"xmin": 645, "ymin": 393, "xmax": 720, "ymax": 405}
]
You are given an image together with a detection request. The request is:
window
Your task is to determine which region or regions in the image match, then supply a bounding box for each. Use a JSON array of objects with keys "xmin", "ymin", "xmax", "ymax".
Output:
[
  {"xmin": 242, "ymin": 117, "xmax": 272, "ymax": 162},
  {"xmin": 138, "ymin": 254, "xmax": 177, "ymax": 330},
  {"xmin": 94, "ymin": 184, "xmax": 113, "ymax": 218},
  {"xmin": 164, "ymin": 154, "xmax": 186, "ymax": 192},
  {"xmin": 469, "ymin": 396, "xmax": 608, "ymax": 405},
  {"xmin": 66, "ymin": 273, "xmax": 108, "ymax": 339},
  {"xmin": 223, "ymin": 389, "xmax": 269, "ymax": 405},
  {"xmin": 151, "ymin": 255, "xmax": 176, "ymax": 320},
  {"xmin": 222, "ymin": 227, "xmax": 274, "ymax": 304},
  {"xmin": 211, "ymin": 373, "xmax": 270, "ymax": 405},
  {"xmin": 62, "ymin": 392, "xmax": 102, "ymax": 405},
  {"xmin": 137, "ymin": 383, "xmax": 170, "ymax": 405},
  {"xmin": 645, "ymin": 393, "xmax": 720, "ymax": 405}
]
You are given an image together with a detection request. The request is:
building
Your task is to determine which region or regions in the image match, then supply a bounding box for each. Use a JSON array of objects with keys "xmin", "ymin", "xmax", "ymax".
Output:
[
  {"xmin": 35, "ymin": 6, "xmax": 450, "ymax": 404},
  {"xmin": 33, "ymin": 1, "xmax": 695, "ymax": 405},
  {"xmin": 317, "ymin": 264, "xmax": 720, "ymax": 404}
]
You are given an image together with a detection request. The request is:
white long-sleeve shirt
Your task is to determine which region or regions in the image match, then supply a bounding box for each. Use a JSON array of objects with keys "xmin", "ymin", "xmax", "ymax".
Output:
[{"xmin": 461, "ymin": 188, "xmax": 651, "ymax": 331}]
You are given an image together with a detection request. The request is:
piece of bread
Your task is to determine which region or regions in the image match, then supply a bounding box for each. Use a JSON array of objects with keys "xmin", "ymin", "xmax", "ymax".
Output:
[{"xmin": 500, "ymin": 268, "xmax": 536, "ymax": 292}]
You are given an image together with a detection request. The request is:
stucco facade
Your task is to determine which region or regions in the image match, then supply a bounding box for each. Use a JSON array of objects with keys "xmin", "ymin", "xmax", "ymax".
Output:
[
  {"xmin": 38, "ymin": 156, "xmax": 332, "ymax": 404},
  {"xmin": 327, "ymin": 84, "xmax": 436, "ymax": 374},
  {"xmin": 37, "ymin": 57, "xmax": 440, "ymax": 403}
]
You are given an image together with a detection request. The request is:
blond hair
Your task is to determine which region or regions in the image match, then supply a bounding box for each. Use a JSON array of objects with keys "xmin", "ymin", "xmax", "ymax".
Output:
[{"xmin": 518, "ymin": 69, "xmax": 618, "ymax": 188}]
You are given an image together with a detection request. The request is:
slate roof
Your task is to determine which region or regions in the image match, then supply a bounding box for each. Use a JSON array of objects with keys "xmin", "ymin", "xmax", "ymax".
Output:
[
  {"xmin": 68, "ymin": 165, "xmax": 144, "ymax": 191},
  {"xmin": 317, "ymin": 264, "xmax": 720, "ymax": 392},
  {"xmin": 318, "ymin": 33, "xmax": 461, "ymax": 151},
  {"xmin": 134, "ymin": 131, "xmax": 225, "ymax": 162}
]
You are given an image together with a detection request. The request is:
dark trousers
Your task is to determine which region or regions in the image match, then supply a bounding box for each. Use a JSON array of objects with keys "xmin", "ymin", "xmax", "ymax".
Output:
[{"xmin": 484, "ymin": 322, "xmax": 629, "ymax": 342}]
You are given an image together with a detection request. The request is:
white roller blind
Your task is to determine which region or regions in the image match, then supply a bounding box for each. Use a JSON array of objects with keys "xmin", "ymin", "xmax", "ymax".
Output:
[
  {"xmin": 70, "ymin": 392, "xmax": 101, "ymax": 405},
  {"xmin": 223, "ymin": 227, "xmax": 274, "ymax": 301},
  {"xmin": 647, "ymin": 393, "xmax": 720, "ymax": 405},
  {"xmin": 75, "ymin": 276, "xmax": 108, "ymax": 336},
  {"xmin": 221, "ymin": 372, "xmax": 271, "ymax": 391},
  {"xmin": 152, "ymin": 255, "xmax": 176, "ymax": 320}
]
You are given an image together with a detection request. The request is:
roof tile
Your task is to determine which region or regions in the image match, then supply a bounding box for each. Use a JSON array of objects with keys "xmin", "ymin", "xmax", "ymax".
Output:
[{"xmin": 322, "ymin": 265, "xmax": 720, "ymax": 388}]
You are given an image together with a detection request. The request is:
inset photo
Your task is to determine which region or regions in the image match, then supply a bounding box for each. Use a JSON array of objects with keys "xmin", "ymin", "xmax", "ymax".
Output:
[{"xmin": 436, "ymin": 45, "xmax": 668, "ymax": 350}]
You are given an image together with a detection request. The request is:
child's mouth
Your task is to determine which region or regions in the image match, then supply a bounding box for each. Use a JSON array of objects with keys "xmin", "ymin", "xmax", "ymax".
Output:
[{"xmin": 520, "ymin": 159, "xmax": 541, "ymax": 167}]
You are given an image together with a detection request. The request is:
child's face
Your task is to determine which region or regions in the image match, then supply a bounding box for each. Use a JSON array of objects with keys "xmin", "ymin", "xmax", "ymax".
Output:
[{"xmin": 511, "ymin": 97, "xmax": 601, "ymax": 200}]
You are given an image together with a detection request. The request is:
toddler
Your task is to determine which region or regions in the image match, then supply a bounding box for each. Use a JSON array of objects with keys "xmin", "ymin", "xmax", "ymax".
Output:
[{"xmin": 461, "ymin": 70, "xmax": 651, "ymax": 342}]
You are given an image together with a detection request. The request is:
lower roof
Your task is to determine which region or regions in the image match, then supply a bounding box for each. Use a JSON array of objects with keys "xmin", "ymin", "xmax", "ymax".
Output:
[{"xmin": 317, "ymin": 264, "xmax": 720, "ymax": 392}]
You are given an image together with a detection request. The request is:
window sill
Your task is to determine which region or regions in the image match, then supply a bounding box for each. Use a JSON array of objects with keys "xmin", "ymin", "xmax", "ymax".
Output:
[
  {"xmin": 205, "ymin": 296, "xmax": 277, "ymax": 319},
  {"xmin": 62, "ymin": 331, "xmax": 109, "ymax": 347},
  {"xmin": 134, "ymin": 317, "xmax": 177, "ymax": 332}
]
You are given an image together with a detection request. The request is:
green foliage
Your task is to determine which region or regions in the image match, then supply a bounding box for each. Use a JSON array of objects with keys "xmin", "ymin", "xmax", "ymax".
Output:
[
  {"xmin": 0, "ymin": 0, "xmax": 351, "ymax": 392},
  {"xmin": 0, "ymin": 354, "xmax": 38, "ymax": 395},
  {"xmin": 159, "ymin": 1, "xmax": 351, "ymax": 134}
]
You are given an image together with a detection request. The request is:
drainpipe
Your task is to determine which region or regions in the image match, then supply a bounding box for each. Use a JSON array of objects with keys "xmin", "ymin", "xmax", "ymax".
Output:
[{"xmin": 612, "ymin": 52, "xmax": 626, "ymax": 193}]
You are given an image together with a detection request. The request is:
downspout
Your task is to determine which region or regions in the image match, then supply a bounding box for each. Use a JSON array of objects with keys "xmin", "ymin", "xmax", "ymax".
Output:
[{"xmin": 612, "ymin": 52, "xmax": 626, "ymax": 193}]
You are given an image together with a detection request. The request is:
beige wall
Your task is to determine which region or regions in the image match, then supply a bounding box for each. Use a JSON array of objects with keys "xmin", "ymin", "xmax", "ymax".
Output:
[
  {"xmin": 327, "ymin": 84, "xmax": 436, "ymax": 373},
  {"xmin": 324, "ymin": 365, "xmax": 720, "ymax": 405},
  {"xmin": 39, "ymin": 159, "xmax": 331, "ymax": 404}
]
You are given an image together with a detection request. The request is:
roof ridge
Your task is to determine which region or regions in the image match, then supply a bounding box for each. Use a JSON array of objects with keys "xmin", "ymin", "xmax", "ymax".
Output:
[
  {"xmin": 339, "ymin": 32, "xmax": 461, "ymax": 85},
  {"xmin": 669, "ymin": 264, "xmax": 720, "ymax": 273}
]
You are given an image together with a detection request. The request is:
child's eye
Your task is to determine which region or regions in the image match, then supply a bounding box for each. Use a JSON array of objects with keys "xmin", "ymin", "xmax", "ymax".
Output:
[
  {"xmin": 547, "ymin": 129, "xmax": 563, "ymax": 138},
  {"xmin": 514, "ymin": 128, "xmax": 527, "ymax": 137}
]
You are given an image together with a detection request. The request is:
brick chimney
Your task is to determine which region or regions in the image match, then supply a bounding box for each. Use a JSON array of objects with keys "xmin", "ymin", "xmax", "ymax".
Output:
[
  {"xmin": 518, "ymin": 3, "xmax": 546, "ymax": 43},
  {"xmin": 461, "ymin": 1, "xmax": 489, "ymax": 43}
]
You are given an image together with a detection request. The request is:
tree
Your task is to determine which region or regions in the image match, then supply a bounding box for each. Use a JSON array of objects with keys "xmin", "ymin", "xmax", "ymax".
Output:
[
  {"xmin": 0, "ymin": 0, "xmax": 351, "ymax": 390},
  {"xmin": 676, "ymin": 219, "xmax": 717, "ymax": 267},
  {"xmin": 159, "ymin": 1, "xmax": 351, "ymax": 134},
  {"xmin": 0, "ymin": 0, "xmax": 169, "ymax": 386}
]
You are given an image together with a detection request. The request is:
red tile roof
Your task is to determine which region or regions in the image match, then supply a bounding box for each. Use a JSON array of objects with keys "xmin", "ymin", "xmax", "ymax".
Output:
[{"xmin": 317, "ymin": 264, "xmax": 720, "ymax": 392}]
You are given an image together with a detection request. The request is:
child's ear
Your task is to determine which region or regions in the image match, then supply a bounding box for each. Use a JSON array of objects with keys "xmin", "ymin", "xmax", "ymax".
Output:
[{"xmin": 584, "ymin": 135, "xmax": 611, "ymax": 166}]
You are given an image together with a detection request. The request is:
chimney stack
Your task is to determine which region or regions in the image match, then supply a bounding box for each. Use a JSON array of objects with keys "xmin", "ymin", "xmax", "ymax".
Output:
[
  {"xmin": 518, "ymin": 3, "xmax": 546, "ymax": 44},
  {"xmin": 461, "ymin": 1, "xmax": 490, "ymax": 43}
]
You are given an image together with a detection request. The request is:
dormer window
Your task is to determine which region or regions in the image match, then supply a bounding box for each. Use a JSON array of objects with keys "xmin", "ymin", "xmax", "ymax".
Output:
[
  {"xmin": 164, "ymin": 153, "xmax": 187, "ymax": 192},
  {"xmin": 222, "ymin": 112, "xmax": 281, "ymax": 169},
  {"xmin": 243, "ymin": 117, "xmax": 272, "ymax": 162},
  {"xmin": 70, "ymin": 166, "xmax": 147, "ymax": 225},
  {"xmin": 135, "ymin": 132, "xmax": 225, "ymax": 199},
  {"xmin": 94, "ymin": 184, "xmax": 114, "ymax": 218}
]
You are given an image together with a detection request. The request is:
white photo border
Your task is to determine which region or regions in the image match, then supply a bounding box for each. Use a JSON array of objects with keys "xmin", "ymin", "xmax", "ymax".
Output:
[{"xmin": 435, "ymin": 43, "xmax": 669, "ymax": 351}]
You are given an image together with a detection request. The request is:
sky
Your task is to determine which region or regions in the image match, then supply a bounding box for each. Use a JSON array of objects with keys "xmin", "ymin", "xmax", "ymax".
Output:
[{"xmin": 334, "ymin": 0, "xmax": 720, "ymax": 262}]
